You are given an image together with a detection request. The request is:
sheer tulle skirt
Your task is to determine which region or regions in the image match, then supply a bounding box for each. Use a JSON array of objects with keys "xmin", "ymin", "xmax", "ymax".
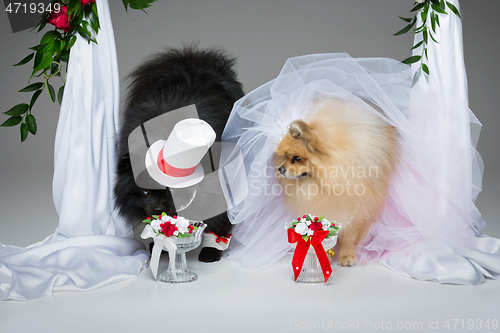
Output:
[{"xmin": 220, "ymin": 53, "xmax": 497, "ymax": 284}]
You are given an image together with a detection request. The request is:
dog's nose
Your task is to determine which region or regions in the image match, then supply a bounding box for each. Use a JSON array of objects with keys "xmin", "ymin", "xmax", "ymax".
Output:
[
  {"xmin": 278, "ymin": 165, "xmax": 286, "ymax": 175},
  {"xmin": 151, "ymin": 208, "xmax": 163, "ymax": 216}
]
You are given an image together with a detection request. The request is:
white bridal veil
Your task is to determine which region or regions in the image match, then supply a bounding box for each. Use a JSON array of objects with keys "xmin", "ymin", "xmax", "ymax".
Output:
[
  {"xmin": 222, "ymin": 0, "xmax": 500, "ymax": 285},
  {"xmin": 0, "ymin": 0, "xmax": 148, "ymax": 300}
]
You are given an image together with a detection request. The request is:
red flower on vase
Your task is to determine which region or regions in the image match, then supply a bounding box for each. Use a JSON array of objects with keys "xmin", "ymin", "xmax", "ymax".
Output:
[
  {"xmin": 160, "ymin": 221, "xmax": 175, "ymax": 237},
  {"xmin": 309, "ymin": 221, "xmax": 324, "ymax": 232},
  {"xmin": 81, "ymin": 0, "xmax": 95, "ymax": 5},
  {"xmin": 47, "ymin": 5, "xmax": 71, "ymax": 33}
]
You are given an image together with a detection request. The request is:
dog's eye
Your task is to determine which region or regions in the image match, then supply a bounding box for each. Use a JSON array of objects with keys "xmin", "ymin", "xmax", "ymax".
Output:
[
  {"xmin": 143, "ymin": 190, "xmax": 150, "ymax": 196},
  {"xmin": 292, "ymin": 156, "xmax": 302, "ymax": 162}
]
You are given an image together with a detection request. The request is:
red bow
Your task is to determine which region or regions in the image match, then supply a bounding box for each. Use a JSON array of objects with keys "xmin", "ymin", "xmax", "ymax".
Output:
[
  {"xmin": 288, "ymin": 228, "xmax": 332, "ymax": 283},
  {"xmin": 208, "ymin": 232, "xmax": 232, "ymax": 244}
]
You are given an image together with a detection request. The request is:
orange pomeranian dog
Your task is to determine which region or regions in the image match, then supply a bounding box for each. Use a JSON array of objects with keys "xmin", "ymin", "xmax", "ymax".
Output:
[{"xmin": 274, "ymin": 98, "xmax": 399, "ymax": 266}]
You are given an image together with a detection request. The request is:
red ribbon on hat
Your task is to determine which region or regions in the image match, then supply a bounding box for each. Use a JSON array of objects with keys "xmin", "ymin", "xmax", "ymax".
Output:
[
  {"xmin": 207, "ymin": 232, "xmax": 232, "ymax": 244},
  {"xmin": 157, "ymin": 147, "xmax": 197, "ymax": 178},
  {"xmin": 288, "ymin": 228, "xmax": 332, "ymax": 283}
]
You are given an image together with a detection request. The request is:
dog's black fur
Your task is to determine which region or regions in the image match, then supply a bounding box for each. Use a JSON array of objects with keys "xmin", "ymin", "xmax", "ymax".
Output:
[{"xmin": 114, "ymin": 46, "xmax": 244, "ymax": 262}]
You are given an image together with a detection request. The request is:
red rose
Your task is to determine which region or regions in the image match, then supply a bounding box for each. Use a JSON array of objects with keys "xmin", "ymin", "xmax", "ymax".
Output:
[
  {"xmin": 81, "ymin": 0, "xmax": 95, "ymax": 5},
  {"xmin": 309, "ymin": 222, "xmax": 324, "ymax": 231},
  {"xmin": 47, "ymin": 6, "xmax": 71, "ymax": 33},
  {"xmin": 160, "ymin": 222, "xmax": 175, "ymax": 237}
]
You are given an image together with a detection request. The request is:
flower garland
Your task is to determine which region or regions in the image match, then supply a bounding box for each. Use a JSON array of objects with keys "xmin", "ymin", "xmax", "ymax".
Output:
[
  {"xmin": 395, "ymin": 0, "xmax": 461, "ymax": 85},
  {"xmin": 2, "ymin": 0, "xmax": 157, "ymax": 142},
  {"xmin": 142, "ymin": 213, "xmax": 198, "ymax": 239},
  {"xmin": 285, "ymin": 214, "xmax": 340, "ymax": 243}
]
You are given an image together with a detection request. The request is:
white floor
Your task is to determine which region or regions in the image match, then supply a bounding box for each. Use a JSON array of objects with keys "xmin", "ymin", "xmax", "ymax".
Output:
[{"xmin": 1, "ymin": 239, "xmax": 500, "ymax": 333}]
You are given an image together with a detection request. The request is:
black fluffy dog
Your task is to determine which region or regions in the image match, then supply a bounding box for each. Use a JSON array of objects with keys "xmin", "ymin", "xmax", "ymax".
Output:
[{"xmin": 114, "ymin": 46, "xmax": 244, "ymax": 262}]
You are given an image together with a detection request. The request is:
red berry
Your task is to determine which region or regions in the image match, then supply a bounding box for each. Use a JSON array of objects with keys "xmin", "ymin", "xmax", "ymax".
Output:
[
  {"xmin": 174, "ymin": 227, "xmax": 178, "ymax": 231},
  {"xmin": 297, "ymin": 217, "xmax": 301, "ymax": 221},
  {"xmin": 314, "ymin": 217, "xmax": 319, "ymax": 221},
  {"xmin": 189, "ymin": 230, "xmax": 193, "ymax": 234},
  {"xmin": 173, "ymin": 215, "xmax": 177, "ymax": 219},
  {"xmin": 303, "ymin": 215, "xmax": 306, "ymax": 218},
  {"xmin": 147, "ymin": 217, "xmax": 151, "ymax": 220}
]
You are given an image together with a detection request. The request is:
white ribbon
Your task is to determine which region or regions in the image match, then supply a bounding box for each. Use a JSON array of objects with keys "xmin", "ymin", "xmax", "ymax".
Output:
[{"xmin": 141, "ymin": 226, "xmax": 177, "ymax": 280}]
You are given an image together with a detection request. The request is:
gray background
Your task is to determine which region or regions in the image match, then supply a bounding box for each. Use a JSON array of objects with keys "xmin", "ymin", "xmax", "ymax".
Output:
[
  {"xmin": 1, "ymin": 0, "xmax": 498, "ymax": 247},
  {"xmin": 1, "ymin": 2, "xmax": 499, "ymax": 332}
]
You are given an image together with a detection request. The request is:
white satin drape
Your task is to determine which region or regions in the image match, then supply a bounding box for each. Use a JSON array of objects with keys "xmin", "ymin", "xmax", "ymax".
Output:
[
  {"xmin": 376, "ymin": 0, "xmax": 500, "ymax": 284},
  {"xmin": 0, "ymin": 0, "xmax": 148, "ymax": 301}
]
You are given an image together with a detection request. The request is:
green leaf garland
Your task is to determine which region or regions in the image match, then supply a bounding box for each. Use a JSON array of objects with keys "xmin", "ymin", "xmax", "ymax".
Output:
[
  {"xmin": 4, "ymin": 0, "xmax": 157, "ymax": 142},
  {"xmin": 396, "ymin": 0, "xmax": 461, "ymax": 86}
]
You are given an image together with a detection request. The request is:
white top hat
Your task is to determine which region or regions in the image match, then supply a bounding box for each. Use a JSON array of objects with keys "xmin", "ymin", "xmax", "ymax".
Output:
[{"xmin": 145, "ymin": 118, "xmax": 216, "ymax": 188}]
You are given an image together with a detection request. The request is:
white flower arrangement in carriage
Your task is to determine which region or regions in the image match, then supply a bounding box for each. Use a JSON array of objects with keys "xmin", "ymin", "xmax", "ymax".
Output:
[
  {"xmin": 141, "ymin": 213, "xmax": 206, "ymax": 283},
  {"xmin": 142, "ymin": 213, "xmax": 197, "ymax": 239}
]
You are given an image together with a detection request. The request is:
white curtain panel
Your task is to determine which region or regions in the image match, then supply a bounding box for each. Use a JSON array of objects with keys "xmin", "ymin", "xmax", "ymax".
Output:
[
  {"xmin": 0, "ymin": 0, "xmax": 148, "ymax": 301},
  {"xmin": 377, "ymin": 0, "xmax": 500, "ymax": 284}
]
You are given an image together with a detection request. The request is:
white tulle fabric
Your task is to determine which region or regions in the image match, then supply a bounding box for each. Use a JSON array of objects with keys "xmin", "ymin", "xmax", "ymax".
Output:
[
  {"xmin": 222, "ymin": 0, "xmax": 500, "ymax": 285},
  {"xmin": 0, "ymin": 0, "xmax": 148, "ymax": 300}
]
